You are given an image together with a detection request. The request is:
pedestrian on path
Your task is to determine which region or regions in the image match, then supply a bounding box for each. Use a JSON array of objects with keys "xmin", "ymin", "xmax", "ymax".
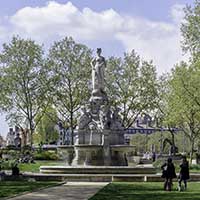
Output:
[
  {"xmin": 161, "ymin": 157, "xmax": 177, "ymax": 191},
  {"xmin": 178, "ymin": 155, "xmax": 190, "ymax": 191}
]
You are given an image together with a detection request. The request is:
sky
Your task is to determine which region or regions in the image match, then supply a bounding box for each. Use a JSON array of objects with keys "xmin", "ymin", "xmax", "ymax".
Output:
[{"xmin": 0, "ymin": 0, "xmax": 195, "ymax": 138}]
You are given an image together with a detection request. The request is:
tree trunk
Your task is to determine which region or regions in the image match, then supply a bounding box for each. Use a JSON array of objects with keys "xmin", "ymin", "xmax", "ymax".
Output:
[
  {"xmin": 29, "ymin": 119, "xmax": 34, "ymax": 150},
  {"xmin": 70, "ymin": 112, "xmax": 74, "ymax": 145},
  {"xmin": 189, "ymin": 140, "xmax": 194, "ymax": 164},
  {"xmin": 170, "ymin": 130, "xmax": 176, "ymax": 156}
]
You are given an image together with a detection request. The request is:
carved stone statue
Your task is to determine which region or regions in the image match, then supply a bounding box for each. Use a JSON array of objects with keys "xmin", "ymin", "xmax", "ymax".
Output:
[
  {"xmin": 78, "ymin": 105, "xmax": 92, "ymax": 130},
  {"xmin": 111, "ymin": 107, "xmax": 124, "ymax": 130},
  {"xmin": 91, "ymin": 48, "xmax": 106, "ymax": 93},
  {"xmin": 99, "ymin": 104, "xmax": 112, "ymax": 129}
]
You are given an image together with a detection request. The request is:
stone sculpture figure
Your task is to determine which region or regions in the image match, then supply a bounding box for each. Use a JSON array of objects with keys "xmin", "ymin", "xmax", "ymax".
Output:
[
  {"xmin": 91, "ymin": 48, "xmax": 106, "ymax": 93},
  {"xmin": 99, "ymin": 104, "xmax": 112, "ymax": 130},
  {"xmin": 111, "ymin": 107, "xmax": 124, "ymax": 130},
  {"xmin": 78, "ymin": 105, "xmax": 92, "ymax": 130}
]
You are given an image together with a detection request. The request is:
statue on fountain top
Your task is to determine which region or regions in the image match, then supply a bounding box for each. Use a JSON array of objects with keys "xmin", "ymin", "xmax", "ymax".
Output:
[{"xmin": 91, "ymin": 48, "xmax": 107, "ymax": 98}]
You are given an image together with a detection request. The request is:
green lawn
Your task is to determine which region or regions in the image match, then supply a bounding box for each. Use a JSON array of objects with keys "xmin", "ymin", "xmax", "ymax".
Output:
[
  {"xmin": 19, "ymin": 160, "xmax": 65, "ymax": 173},
  {"xmin": 0, "ymin": 181, "xmax": 58, "ymax": 198},
  {"xmin": 90, "ymin": 182, "xmax": 200, "ymax": 200}
]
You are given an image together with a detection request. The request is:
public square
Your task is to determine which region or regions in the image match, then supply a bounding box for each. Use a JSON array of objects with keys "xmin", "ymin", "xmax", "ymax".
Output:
[{"xmin": 0, "ymin": 0, "xmax": 200, "ymax": 199}]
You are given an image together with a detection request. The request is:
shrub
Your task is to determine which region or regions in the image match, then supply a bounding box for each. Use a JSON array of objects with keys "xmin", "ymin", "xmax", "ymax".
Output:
[
  {"xmin": 0, "ymin": 159, "xmax": 18, "ymax": 170},
  {"xmin": 1, "ymin": 149, "xmax": 21, "ymax": 160},
  {"xmin": 33, "ymin": 151, "xmax": 58, "ymax": 160},
  {"xmin": 153, "ymin": 158, "xmax": 181, "ymax": 172},
  {"xmin": 5, "ymin": 145, "xmax": 16, "ymax": 150},
  {"xmin": 190, "ymin": 164, "xmax": 200, "ymax": 171}
]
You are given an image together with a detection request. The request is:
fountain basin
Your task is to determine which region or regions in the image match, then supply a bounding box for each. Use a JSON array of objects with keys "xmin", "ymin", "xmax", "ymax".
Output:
[
  {"xmin": 73, "ymin": 144, "xmax": 103, "ymax": 166},
  {"xmin": 40, "ymin": 165, "xmax": 156, "ymax": 174},
  {"xmin": 57, "ymin": 145, "xmax": 74, "ymax": 165},
  {"xmin": 75, "ymin": 144, "xmax": 103, "ymax": 151},
  {"xmin": 110, "ymin": 145, "xmax": 135, "ymax": 153}
]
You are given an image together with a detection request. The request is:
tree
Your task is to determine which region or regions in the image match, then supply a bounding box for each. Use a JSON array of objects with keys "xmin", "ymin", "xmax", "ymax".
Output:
[
  {"xmin": 130, "ymin": 133, "xmax": 146, "ymax": 153},
  {"xmin": 181, "ymin": 0, "xmax": 200, "ymax": 57},
  {"xmin": 0, "ymin": 36, "xmax": 50, "ymax": 147},
  {"xmin": 165, "ymin": 61, "xmax": 200, "ymax": 162},
  {"xmin": 35, "ymin": 106, "xmax": 59, "ymax": 144},
  {"xmin": 48, "ymin": 37, "xmax": 92, "ymax": 144},
  {"xmin": 153, "ymin": 74, "xmax": 179, "ymax": 156},
  {"xmin": 106, "ymin": 50, "xmax": 158, "ymax": 128}
]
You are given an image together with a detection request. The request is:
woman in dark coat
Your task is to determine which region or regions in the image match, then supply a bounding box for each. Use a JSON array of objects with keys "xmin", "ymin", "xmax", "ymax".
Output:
[
  {"xmin": 178, "ymin": 156, "xmax": 190, "ymax": 191},
  {"xmin": 161, "ymin": 157, "xmax": 177, "ymax": 191}
]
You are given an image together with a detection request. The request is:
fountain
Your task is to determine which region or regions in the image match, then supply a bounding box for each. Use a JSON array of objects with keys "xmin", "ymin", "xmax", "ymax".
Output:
[{"xmin": 40, "ymin": 48, "xmax": 155, "ymax": 175}]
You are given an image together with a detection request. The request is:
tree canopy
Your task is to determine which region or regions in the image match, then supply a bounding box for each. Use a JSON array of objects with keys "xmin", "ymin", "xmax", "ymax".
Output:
[
  {"xmin": 0, "ymin": 36, "xmax": 51, "ymax": 146},
  {"xmin": 106, "ymin": 50, "xmax": 158, "ymax": 128}
]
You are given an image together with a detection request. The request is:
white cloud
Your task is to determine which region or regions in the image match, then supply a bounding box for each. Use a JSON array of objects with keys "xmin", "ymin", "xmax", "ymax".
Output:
[
  {"xmin": 10, "ymin": 1, "xmax": 124, "ymax": 42},
  {"xmin": 6, "ymin": 1, "xmax": 188, "ymax": 74},
  {"xmin": 170, "ymin": 4, "xmax": 185, "ymax": 24},
  {"xmin": 116, "ymin": 18, "xmax": 183, "ymax": 73}
]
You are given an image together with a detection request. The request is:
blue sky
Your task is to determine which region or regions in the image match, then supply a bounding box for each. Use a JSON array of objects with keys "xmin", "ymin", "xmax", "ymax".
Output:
[
  {"xmin": 0, "ymin": 0, "xmax": 195, "ymax": 138},
  {"xmin": 0, "ymin": 0, "xmax": 193, "ymax": 21}
]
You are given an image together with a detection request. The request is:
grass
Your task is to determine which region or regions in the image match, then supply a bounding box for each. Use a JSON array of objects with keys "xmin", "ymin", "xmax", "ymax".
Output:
[
  {"xmin": 89, "ymin": 182, "xmax": 200, "ymax": 200},
  {"xmin": 19, "ymin": 160, "xmax": 65, "ymax": 173},
  {"xmin": 0, "ymin": 181, "xmax": 58, "ymax": 198},
  {"xmin": 190, "ymin": 164, "xmax": 200, "ymax": 173},
  {"xmin": 153, "ymin": 159, "xmax": 200, "ymax": 173}
]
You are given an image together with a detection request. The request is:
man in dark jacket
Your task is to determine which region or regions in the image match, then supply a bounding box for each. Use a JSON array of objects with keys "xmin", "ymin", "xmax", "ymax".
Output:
[{"xmin": 161, "ymin": 157, "xmax": 177, "ymax": 191}]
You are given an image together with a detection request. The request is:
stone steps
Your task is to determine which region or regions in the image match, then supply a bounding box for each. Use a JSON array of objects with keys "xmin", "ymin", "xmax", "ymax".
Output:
[
  {"xmin": 3, "ymin": 173, "xmax": 200, "ymax": 182},
  {"xmin": 39, "ymin": 165, "xmax": 156, "ymax": 174}
]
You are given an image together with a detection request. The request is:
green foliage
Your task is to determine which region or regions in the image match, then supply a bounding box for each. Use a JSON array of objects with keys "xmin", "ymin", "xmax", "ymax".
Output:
[
  {"xmin": 130, "ymin": 134, "xmax": 147, "ymax": 153},
  {"xmin": 0, "ymin": 159, "xmax": 18, "ymax": 170},
  {"xmin": 164, "ymin": 61, "xmax": 200, "ymax": 162},
  {"xmin": 190, "ymin": 164, "xmax": 200, "ymax": 170},
  {"xmin": 153, "ymin": 158, "xmax": 182, "ymax": 172},
  {"xmin": 130, "ymin": 131, "xmax": 185, "ymax": 155},
  {"xmin": 0, "ymin": 149, "xmax": 21, "ymax": 160},
  {"xmin": 106, "ymin": 51, "xmax": 158, "ymax": 128},
  {"xmin": 35, "ymin": 106, "xmax": 59, "ymax": 144},
  {"xmin": 0, "ymin": 36, "xmax": 51, "ymax": 146},
  {"xmin": 181, "ymin": 0, "xmax": 200, "ymax": 56},
  {"xmin": 33, "ymin": 150, "xmax": 59, "ymax": 160},
  {"xmin": 48, "ymin": 36, "xmax": 92, "ymax": 144},
  {"xmin": 177, "ymin": 0, "xmax": 200, "ymax": 159},
  {"xmin": 18, "ymin": 160, "xmax": 62, "ymax": 173}
]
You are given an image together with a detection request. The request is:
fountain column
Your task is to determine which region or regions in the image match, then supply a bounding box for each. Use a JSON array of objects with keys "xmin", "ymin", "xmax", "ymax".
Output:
[{"xmin": 103, "ymin": 129, "xmax": 111, "ymax": 166}]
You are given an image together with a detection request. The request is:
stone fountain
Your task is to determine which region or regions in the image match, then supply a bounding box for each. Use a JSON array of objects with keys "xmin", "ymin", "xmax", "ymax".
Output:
[
  {"xmin": 40, "ymin": 48, "xmax": 155, "ymax": 175},
  {"xmin": 71, "ymin": 48, "xmax": 133, "ymax": 166}
]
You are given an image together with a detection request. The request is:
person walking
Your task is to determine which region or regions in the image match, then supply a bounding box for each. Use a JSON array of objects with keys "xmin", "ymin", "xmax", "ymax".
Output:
[
  {"xmin": 178, "ymin": 156, "xmax": 190, "ymax": 191},
  {"xmin": 161, "ymin": 157, "xmax": 177, "ymax": 191}
]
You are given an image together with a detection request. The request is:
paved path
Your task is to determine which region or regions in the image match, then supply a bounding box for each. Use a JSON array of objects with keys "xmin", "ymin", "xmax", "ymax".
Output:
[{"xmin": 9, "ymin": 182, "xmax": 108, "ymax": 200}]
